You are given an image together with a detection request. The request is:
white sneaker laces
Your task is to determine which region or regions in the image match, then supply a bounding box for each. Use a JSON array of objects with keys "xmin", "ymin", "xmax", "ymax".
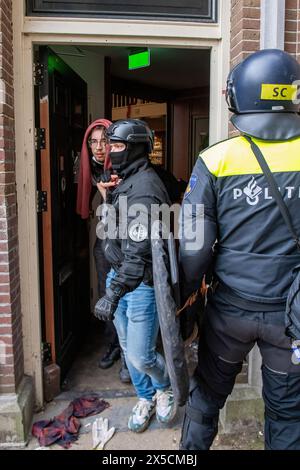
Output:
[
  {"xmin": 156, "ymin": 389, "xmax": 173, "ymax": 411},
  {"xmin": 133, "ymin": 399, "xmax": 154, "ymax": 423}
]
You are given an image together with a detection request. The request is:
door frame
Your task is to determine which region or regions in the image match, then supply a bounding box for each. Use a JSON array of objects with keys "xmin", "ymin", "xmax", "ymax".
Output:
[{"xmin": 13, "ymin": 0, "xmax": 230, "ymax": 407}]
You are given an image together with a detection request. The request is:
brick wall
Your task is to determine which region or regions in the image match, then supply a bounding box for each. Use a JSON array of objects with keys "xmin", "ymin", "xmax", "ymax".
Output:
[
  {"xmin": 286, "ymin": 0, "xmax": 300, "ymax": 63},
  {"xmin": 230, "ymin": 0, "xmax": 261, "ymax": 68},
  {"xmin": 0, "ymin": 0, "xmax": 23, "ymax": 394},
  {"xmin": 298, "ymin": 0, "xmax": 300, "ymax": 62},
  {"xmin": 230, "ymin": 0, "xmax": 261, "ymax": 136},
  {"xmin": 298, "ymin": 0, "xmax": 300, "ymax": 63}
]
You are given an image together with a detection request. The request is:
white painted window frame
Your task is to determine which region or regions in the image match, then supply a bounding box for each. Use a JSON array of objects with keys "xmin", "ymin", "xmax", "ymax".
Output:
[
  {"xmin": 260, "ymin": 0, "xmax": 285, "ymax": 50},
  {"xmin": 13, "ymin": 0, "xmax": 230, "ymax": 406}
]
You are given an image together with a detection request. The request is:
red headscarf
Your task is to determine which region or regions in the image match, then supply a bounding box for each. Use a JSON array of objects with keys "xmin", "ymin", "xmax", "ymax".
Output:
[{"xmin": 76, "ymin": 118, "xmax": 112, "ymax": 219}]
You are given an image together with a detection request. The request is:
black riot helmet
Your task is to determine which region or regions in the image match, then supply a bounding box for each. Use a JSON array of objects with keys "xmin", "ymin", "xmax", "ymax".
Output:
[
  {"xmin": 107, "ymin": 119, "xmax": 154, "ymax": 152},
  {"xmin": 226, "ymin": 49, "xmax": 300, "ymax": 140},
  {"xmin": 106, "ymin": 119, "xmax": 154, "ymax": 174}
]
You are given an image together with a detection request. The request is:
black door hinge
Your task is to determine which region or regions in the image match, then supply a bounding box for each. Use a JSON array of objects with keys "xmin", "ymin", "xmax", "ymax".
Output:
[
  {"xmin": 36, "ymin": 190, "xmax": 47, "ymax": 213},
  {"xmin": 35, "ymin": 128, "xmax": 46, "ymax": 150},
  {"xmin": 33, "ymin": 62, "xmax": 45, "ymax": 86},
  {"xmin": 42, "ymin": 342, "xmax": 52, "ymax": 365}
]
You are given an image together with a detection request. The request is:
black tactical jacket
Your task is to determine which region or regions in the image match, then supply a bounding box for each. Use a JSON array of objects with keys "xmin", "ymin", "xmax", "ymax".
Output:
[
  {"xmin": 103, "ymin": 157, "xmax": 170, "ymax": 295},
  {"xmin": 180, "ymin": 135, "xmax": 300, "ymax": 305}
]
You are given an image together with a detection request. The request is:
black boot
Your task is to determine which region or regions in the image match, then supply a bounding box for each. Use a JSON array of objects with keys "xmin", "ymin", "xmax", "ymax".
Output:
[
  {"xmin": 98, "ymin": 342, "xmax": 121, "ymax": 369},
  {"xmin": 119, "ymin": 351, "xmax": 131, "ymax": 384}
]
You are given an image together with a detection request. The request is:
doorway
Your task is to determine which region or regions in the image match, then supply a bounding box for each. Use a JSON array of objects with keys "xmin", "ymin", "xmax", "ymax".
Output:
[{"xmin": 34, "ymin": 43, "xmax": 211, "ymax": 396}]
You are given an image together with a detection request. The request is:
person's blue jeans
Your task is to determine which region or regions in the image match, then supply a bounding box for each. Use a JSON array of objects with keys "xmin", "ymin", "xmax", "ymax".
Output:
[{"xmin": 106, "ymin": 269, "xmax": 170, "ymax": 400}]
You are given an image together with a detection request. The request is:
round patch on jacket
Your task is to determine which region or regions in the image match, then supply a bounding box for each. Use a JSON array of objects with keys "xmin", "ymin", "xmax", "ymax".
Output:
[
  {"xmin": 128, "ymin": 222, "xmax": 148, "ymax": 242},
  {"xmin": 184, "ymin": 174, "xmax": 198, "ymax": 199}
]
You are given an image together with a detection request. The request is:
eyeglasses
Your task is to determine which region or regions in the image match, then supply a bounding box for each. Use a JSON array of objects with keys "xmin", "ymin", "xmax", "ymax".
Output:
[{"xmin": 89, "ymin": 139, "xmax": 107, "ymax": 147}]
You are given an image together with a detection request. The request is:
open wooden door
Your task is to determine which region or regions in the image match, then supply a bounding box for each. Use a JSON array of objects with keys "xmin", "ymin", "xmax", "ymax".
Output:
[{"xmin": 35, "ymin": 46, "xmax": 90, "ymax": 380}]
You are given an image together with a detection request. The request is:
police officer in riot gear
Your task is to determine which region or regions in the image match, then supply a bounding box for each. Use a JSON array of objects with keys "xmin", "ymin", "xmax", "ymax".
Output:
[
  {"xmin": 94, "ymin": 119, "xmax": 169, "ymax": 320},
  {"xmin": 94, "ymin": 119, "xmax": 177, "ymax": 433},
  {"xmin": 179, "ymin": 49, "xmax": 300, "ymax": 450}
]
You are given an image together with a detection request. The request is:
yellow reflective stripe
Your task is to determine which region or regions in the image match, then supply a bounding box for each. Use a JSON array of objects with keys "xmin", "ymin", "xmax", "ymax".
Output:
[
  {"xmin": 261, "ymin": 84, "xmax": 298, "ymax": 101},
  {"xmin": 201, "ymin": 136, "xmax": 300, "ymax": 177}
]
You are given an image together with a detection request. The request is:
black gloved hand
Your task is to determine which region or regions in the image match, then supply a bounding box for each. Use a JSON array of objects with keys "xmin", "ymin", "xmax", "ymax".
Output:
[
  {"xmin": 100, "ymin": 170, "xmax": 113, "ymax": 183},
  {"xmin": 94, "ymin": 287, "xmax": 120, "ymax": 322}
]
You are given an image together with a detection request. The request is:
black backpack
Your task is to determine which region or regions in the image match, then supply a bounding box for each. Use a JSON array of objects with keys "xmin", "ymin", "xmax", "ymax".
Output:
[{"xmin": 245, "ymin": 136, "xmax": 300, "ymax": 340}]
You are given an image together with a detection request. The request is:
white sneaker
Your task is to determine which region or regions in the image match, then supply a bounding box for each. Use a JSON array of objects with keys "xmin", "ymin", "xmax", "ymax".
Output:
[
  {"xmin": 155, "ymin": 388, "xmax": 177, "ymax": 424},
  {"xmin": 128, "ymin": 398, "xmax": 155, "ymax": 433}
]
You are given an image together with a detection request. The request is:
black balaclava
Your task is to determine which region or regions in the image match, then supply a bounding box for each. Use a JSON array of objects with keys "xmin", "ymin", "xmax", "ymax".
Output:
[{"xmin": 109, "ymin": 142, "xmax": 148, "ymax": 177}]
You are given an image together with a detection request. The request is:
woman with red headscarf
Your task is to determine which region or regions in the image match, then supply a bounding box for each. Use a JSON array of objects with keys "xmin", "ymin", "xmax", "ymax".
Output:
[{"xmin": 76, "ymin": 119, "xmax": 130, "ymax": 383}]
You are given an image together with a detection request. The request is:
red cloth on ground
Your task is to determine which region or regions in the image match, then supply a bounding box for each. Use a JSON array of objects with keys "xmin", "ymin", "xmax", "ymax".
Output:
[
  {"xmin": 76, "ymin": 118, "xmax": 112, "ymax": 219},
  {"xmin": 72, "ymin": 396, "xmax": 109, "ymax": 418},
  {"xmin": 32, "ymin": 396, "xmax": 109, "ymax": 448}
]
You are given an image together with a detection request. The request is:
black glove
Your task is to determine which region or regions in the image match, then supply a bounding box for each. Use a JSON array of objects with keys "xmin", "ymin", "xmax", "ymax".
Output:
[
  {"xmin": 100, "ymin": 170, "xmax": 113, "ymax": 183},
  {"xmin": 94, "ymin": 287, "xmax": 120, "ymax": 322}
]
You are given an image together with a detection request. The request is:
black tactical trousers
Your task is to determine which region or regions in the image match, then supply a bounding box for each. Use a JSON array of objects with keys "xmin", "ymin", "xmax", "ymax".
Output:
[{"xmin": 180, "ymin": 291, "xmax": 300, "ymax": 450}]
